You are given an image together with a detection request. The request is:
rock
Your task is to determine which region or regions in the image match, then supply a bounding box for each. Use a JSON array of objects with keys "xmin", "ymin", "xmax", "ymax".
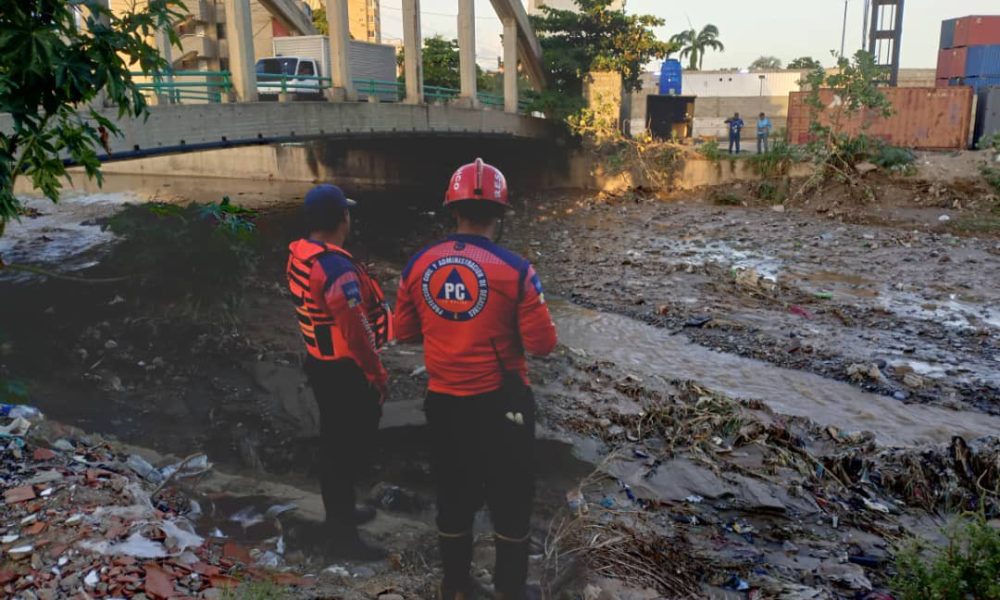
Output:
[
  {"xmin": 846, "ymin": 363, "xmax": 882, "ymax": 382},
  {"xmin": 583, "ymin": 584, "xmax": 603, "ymax": 600},
  {"xmin": 893, "ymin": 390, "xmax": 910, "ymax": 401},
  {"xmin": 104, "ymin": 340, "xmax": 118, "ymax": 350},
  {"xmin": 771, "ymin": 204, "xmax": 786, "ymax": 213},
  {"xmin": 902, "ymin": 373, "xmax": 924, "ymax": 389},
  {"xmin": 53, "ymin": 439, "xmax": 75, "ymax": 451}
]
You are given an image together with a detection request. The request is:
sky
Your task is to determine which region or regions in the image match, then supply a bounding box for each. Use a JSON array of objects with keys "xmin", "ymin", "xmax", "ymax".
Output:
[{"xmin": 377, "ymin": 0, "xmax": 999, "ymax": 71}]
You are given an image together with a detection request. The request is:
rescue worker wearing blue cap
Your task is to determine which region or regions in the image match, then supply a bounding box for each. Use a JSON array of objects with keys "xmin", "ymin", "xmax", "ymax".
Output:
[{"xmin": 286, "ymin": 184, "xmax": 394, "ymax": 559}]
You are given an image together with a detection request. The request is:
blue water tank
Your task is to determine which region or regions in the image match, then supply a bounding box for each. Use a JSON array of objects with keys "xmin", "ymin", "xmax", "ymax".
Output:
[{"xmin": 659, "ymin": 59, "xmax": 683, "ymax": 95}]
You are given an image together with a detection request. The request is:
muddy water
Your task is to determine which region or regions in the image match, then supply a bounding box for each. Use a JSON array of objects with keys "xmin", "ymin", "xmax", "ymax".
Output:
[{"xmin": 550, "ymin": 299, "xmax": 1000, "ymax": 447}]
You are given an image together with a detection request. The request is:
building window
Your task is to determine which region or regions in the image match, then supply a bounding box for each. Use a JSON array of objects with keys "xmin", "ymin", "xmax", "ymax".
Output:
[
  {"xmin": 220, "ymin": 58, "xmax": 230, "ymax": 72},
  {"xmin": 217, "ymin": 23, "xmax": 226, "ymax": 39}
]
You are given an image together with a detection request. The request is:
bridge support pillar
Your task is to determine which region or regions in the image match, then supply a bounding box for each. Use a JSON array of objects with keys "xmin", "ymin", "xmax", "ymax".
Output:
[
  {"xmin": 223, "ymin": 0, "xmax": 258, "ymax": 102},
  {"xmin": 457, "ymin": 0, "xmax": 478, "ymax": 107},
  {"xmin": 326, "ymin": 0, "xmax": 356, "ymax": 101},
  {"xmin": 402, "ymin": 0, "xmax": 424, "ymax": 104},
  {"xmin": 503, "ymin": 18, "xmax": 518, "ymax": 113}
]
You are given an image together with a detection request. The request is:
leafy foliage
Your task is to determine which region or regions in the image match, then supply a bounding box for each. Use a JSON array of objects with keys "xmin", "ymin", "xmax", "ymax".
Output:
[
  {"xmin": 396, "ymin": 36, "xmax": 499, "ymax": 92},
  {"xmin": 799, "ymin": 51, "xmax": 894, "ymax": 200},
  {"xmin": 788, "ymin": 56, "xmax": 823, "ymax": 70},
  {"xmin": 871, "ymin": 145, "xmax": 916, "ymax": 175},
  {"xmin": 697, "ymin": 139, "xmax": 724, "ymax": 162},
  {"xmin": 893, "ymin": 515, "xmax": 1000, "ymax": 600},
  {"xmin": 749, "ymin": 56, "xmax": 783, "ymax": 71},
  {"xmin": 103, "ymin": 198, "xmax": 259, "ymax": 306},
  {"xmin": 528, "ymin": 0, "xmax": 672, "ymax": 117},
  {"xmin": 0, "ymin": 0, "xmax": 185, "ymax": 238},
  {"xmin": 312, "ymin": 6, "xmax": 328, "ymax": 35},
  {"xmin": 670, "ymin": 25, "xmax": 725, "ymax": 71},
  {"xmin": 748, "ymin": 135, "xmax": 800, "ymax": 179}
]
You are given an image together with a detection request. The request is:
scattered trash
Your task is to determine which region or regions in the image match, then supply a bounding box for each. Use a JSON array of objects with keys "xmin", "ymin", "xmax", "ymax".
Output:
[
  {"xmin": 0, "ymin": 404, "xmax": 43, "ymax": 420},
  {"xmin": 370, "ymin": 482, "xmax": 421, "ymax": 513},
  {"xmin": 125, "ymin": 453, "xmax": 165, "ymax": 483},
  {"xmin": 814, "ymin": 291, "xmax": 833, "ymax": 300},
  {"xmin": 938, "ymin": 214, "xmax": 951, "ymax": 222},
  {"xmin": 723, "ymin": 575, "xmax": 750, "ymax": 591},
  {"xmin": 566, "ymin": 488, "xmax": 587, "ymax": 514},
  {"xmin": 684, "ymin": 495, "xmax": 704, "ymax": 504},
  {"xmin": 410, "ymin": 365, "xmax": 427, "ymax": 377},
  {"xmin": 789, "ymin": 305, "xmax": 813, "ymax": 320},
  {"xmin": 684, "ymin": 316, "xmax": 713, "ymax": 328},
  {"xmin": 862, "ymin": 498, "xmax": 892, "ymax": 514}
]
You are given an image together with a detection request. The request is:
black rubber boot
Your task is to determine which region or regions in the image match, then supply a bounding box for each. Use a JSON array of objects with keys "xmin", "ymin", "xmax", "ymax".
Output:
[
  {"xmin": 326, "ymin": 528, "xmax": 387, "ymax": 561},
  {"xmin": 494, "ymin": 537, "xmax": 530, "ymax": 600},
  {"xmin": 439, "ymin": 533, "xmax": 474, "ymax": 599},
  {"xmin": 354, "ymin": 504, "xmax": 377, "ymax": 525}
]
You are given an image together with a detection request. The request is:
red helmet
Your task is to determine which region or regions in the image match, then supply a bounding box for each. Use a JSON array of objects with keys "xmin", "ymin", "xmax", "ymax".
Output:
[{"xmin": 443, "ymin": 158, "xmax": 509, "ymax": 208}]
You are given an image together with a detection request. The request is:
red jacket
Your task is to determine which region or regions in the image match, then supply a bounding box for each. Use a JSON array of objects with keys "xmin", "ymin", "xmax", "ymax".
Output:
[
  {"xmin": 395, "ymin": 234, "xmax": 557, "ymax": 396},
  {"xmin": 287, "ymin": 239, "xmax": 390, "ymax": 387}
]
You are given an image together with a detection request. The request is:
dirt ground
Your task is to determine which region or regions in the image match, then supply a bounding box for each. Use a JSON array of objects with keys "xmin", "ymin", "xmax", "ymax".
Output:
[{"xmin": 2, "ymin": 151, "xmax": 999, "ymax": 598}]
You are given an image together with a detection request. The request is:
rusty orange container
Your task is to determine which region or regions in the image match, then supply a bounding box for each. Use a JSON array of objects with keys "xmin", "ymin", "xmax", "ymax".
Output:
[
  {"xmin": 954, "ymin": 15, "xmax": 1000, "ymax": 47},
  {"xmin": 786, "ymin": 87, "xmax": 974, "ymax": 149},
  {"xmin": 937, "ymin": 47, "xmax": 969, "ymax": 79}
]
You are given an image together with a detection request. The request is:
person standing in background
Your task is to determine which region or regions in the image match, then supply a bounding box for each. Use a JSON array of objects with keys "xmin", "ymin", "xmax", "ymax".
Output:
[
  {"xmin": 757, "ymin": 112, "xmax": 773, "ymax": 154},
  {"xmin": 725, "ymin": 112, "xmax": 745, "ymax": 154}
]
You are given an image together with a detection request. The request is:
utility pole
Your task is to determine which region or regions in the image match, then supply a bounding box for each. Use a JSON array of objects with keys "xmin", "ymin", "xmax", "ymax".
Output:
[{"xmin": 841, "ymin": 0, "xmax": 849, "ymax": 57}]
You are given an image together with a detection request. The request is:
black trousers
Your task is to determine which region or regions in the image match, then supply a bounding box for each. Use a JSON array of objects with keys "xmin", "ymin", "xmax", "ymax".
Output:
[
  {"xmin": 304, "ymin": 357, "xmax": 381, "ymax": 535},
  {"xmin": 426, "ymin": 381, "xmax": 536, "ymax": 596}
]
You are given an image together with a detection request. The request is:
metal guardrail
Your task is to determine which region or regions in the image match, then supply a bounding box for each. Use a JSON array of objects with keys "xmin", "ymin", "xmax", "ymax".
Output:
[
  {"xmin": 130, "ymin": 70, "xmax": 232, "ymax": 104},
  {"xmin": 130, "ymin": 71, "xmax": 531, "ymax": 112}
]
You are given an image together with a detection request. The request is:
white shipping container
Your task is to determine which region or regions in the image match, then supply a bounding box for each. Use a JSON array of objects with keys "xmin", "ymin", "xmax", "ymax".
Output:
[{"xmin": 683, "ymin": 71, "xmax": 807, "ymax": 98}]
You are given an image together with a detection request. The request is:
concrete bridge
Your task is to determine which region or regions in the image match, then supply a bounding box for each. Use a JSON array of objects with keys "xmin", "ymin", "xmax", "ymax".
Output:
[{"xmin": 84, "ymin": 102, "xmax": 555, "ymax": 162}]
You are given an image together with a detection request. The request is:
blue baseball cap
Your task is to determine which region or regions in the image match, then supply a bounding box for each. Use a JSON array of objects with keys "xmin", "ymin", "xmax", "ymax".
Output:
[{"xmin": 304, "ymin": 184, "xmax": 356, "ymax": 211}]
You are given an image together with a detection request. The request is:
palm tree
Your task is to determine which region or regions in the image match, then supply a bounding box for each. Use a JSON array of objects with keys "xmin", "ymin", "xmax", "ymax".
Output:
[{"xmin": 671, "ymin": 25, "xmax": 724, "ymax": 71}]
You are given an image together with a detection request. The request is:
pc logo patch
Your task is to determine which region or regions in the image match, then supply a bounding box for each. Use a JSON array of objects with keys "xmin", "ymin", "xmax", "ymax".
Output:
[{"xmin": 421, "ymin": 256, "xmax": 489, "ymax": 321}]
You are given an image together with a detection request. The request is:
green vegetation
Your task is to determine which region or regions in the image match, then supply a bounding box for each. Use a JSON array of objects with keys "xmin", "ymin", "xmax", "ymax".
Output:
[
  {"xmin": 0, "ymin": 0, "xmax": 184, "ymax": 238},
  {"xmin": 872, "ymin": 145, "xmax": 917, "ymax": 175},
  {"xmin": 396, "ymin": 36, "xmax": 508, "ymax": 94},
  {"xmin": 980, "ymin": 132, "xmax": 1000, "ymax": 194},
  {"xmin": 222, "ymin": 580, "xmax": 291, "ymax": 600},
  {"xmin": 529, "ymin": 0, "xmax": 672, "ymax": 117},
  {"xmin": 788, "ymin": 56, "xmax": 823, "ymax": 70},
  {"xmin": 312, "ymin": 6, "xmax": 328, "ymax": 35},
  {"xmin": 799, "ymin": 50, "xmax": 894, "ymax": 200},
  {"xmin": 697, "ymin": 139, "xmax": 724, "ymax": 162},
  {"xmin": 749, "ymin": 56, "xmax": 782, "ymax": 71},
  {"xmin": 893, "ymin": 515, "xmax": 1000, "ymax": 600},
  {"xmin": 748, "ymin": 135, "xmax": 800, "ymax": 179},
  {"xmin": 103, "ymin": 198, "xmax": 258, "ymax": 310},
  {"xmin": 670, "ymin": 25, "xmax": 725, "ymax": 71}
]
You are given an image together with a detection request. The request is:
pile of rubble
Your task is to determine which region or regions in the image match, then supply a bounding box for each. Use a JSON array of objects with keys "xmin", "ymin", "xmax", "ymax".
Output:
[
  {"xmin": 0, "ymin": 407, "xmax": 315, "ymax": 599},
  {"xmin": 540, "ymin": 355, "xmax": 1000, "ymax": 599}
]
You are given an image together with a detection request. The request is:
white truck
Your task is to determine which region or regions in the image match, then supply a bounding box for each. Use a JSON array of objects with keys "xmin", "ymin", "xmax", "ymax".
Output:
[{"xmin": 256, "ymin": 35, "xmax": 397, "ymax": 100}]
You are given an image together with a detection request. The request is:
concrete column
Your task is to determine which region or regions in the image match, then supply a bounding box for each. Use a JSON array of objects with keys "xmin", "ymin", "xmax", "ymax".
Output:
[
  {"xmin": 223, "ymin": 0, "xmax": 257, "ymax": 102},
  {"xmin": 401, "ymin": 0, "xmax": 423, "ymax": 103},
  {"xmin": 155, "ymin": 30, "xmax": 175, "ymax": 105},
  {"xmin": 457, "ymin": 0, "xmax": 477, "ymax": 105},
  {"xmin": 326, "ymin": 0, "xmax": 356, "ymax": 101},
  {"xmin": 502, "ymin": 18, "xmax": 518, "ymax": 113}
]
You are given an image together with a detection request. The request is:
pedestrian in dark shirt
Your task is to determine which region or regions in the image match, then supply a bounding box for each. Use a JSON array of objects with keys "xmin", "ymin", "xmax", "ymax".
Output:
[{"xmin": 725, "ymin": 112, "xmax": 744, "ymax": 154}]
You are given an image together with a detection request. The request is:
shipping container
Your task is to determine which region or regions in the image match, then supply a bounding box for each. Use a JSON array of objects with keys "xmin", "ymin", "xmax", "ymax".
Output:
[
  {"xmin": 936, "ymin": 78, "xmax": 950, "ymax": 88},
  {"xmin": 646, "ymin": 95, "xmax": 696, "ymax": 140},
  {"xmin": 786, "ymin": 87, "xmax": 974, "ymax": 150},
  {"xmin": 937, "ymin": 47, "xmax": 969, "ymax": 79},
  {"xmin": 965, "ymin": 45, "xmax": 1000, "ymax": 77},
  {"xmin": 963, "ymin": 76, "xmax": 1000, "ymax": 91},
  {"xmin": 977, "ymin": 87, "xmax": 1000, "ymax": 144},
  {"xmin": 941, "ymin": 18, "xmax": 958, "ymax": 49},
  {"xmin": 953, "ymin": 15, "xmax": 1000, "ymax": 47},
  {"xmin": 682, "ymin": 71, "xmax": 805, "ymax": 98}
]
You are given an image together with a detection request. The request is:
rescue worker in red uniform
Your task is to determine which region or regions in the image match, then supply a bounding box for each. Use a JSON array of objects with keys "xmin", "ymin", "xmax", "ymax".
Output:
[
  {"xmin": 286, "ymin": 184, "xmax": 393, "ymax": 560},
  {"xmin": 395, "ymin": 160, "xmax": 558, "ymax": 599}
]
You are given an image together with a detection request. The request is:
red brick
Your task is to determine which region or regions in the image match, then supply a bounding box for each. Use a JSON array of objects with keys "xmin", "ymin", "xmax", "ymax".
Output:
[
  {"xmin": 32, "ymin": 448, "xmax": 57, "ymax": 461},
  {"xmin": 143, "ymin": 565, "xmax": 175, "ymax": 599},
  {"xmin": 3, "ymin": 486, "xmax": 36, "ymax": 504}
]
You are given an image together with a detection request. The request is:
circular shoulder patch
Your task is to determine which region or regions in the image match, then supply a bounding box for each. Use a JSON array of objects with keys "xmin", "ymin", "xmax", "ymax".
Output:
[{"xmin": 421, "ymin": 256, "xmax": 489, "ymax": 321}]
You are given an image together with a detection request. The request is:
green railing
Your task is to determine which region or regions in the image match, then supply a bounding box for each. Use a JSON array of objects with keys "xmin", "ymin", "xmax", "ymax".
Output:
[
  {"xmin": 131, "ymin": 70, "xmax": 531, "ymax": 112},
  {"xmin": 130, "ymin": 70, "xmax": 232, "ymax": 104}
]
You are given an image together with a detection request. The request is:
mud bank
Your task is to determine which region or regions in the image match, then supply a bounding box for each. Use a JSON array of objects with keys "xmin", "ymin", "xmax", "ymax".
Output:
[{"xmin": 2, "ymin": 165, "xmax": 999, "ymax": 597}]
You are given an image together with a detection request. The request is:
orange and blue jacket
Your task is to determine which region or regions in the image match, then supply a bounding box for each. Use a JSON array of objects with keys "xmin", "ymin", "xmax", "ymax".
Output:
[
  {"xmin": 395, "ymin": 234, "xmax": 558, "ymax": 396},
  {"xmin": 287, "ymin": 239, "xmax": 392, "ymax": 387}
]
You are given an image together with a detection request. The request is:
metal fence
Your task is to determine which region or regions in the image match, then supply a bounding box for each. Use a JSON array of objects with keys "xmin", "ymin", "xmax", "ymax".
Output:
[{"xmin": 131, "ymin": 71, "xmax": 530, "ymax": 112}]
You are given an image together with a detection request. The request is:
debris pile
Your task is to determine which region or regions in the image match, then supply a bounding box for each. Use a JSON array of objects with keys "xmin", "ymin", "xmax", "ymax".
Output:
[
  {"xmin": 541, "ymin": 355, "xmax": 1000, "ymax": 598},
  {"xmin": 0, "ymin": 407, "xmax": 315, "ymax": 598}
]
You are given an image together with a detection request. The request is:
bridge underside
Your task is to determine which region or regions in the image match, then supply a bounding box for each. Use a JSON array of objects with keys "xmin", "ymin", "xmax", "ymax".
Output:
[{"xmin": 89, "ymin": 103, "xmax": 557, "ymax": 162}]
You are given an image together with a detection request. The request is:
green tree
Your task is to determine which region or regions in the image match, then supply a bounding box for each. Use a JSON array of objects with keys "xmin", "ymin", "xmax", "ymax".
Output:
[
  {"xmin": 671, "ymin": 24, "xmax": 725, "ymax": 71},
  {"xmin": 422, "ymin": 36, "xmax": 461, "ymax": 89},
  {"xmin": 749, "ymin": 56, "xmax": 782, "ymax": 71},
  {"xmin": 800, "ymin": 51, "xmax": 893, "ymax": 200},
  {"xmin": 0, "ymin": 0, "xmax": 184, "ymax": 238},
  {"xmin": 788, "ymin": 56, "xmax": 822, "ymax": 70},
  {"xmin": 529, "ymin": 0, "xmax": 671, "ymax": 116},
  {"xmin": 312, "ymin": 6, "xmax": 328, "ymax": 35}
]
